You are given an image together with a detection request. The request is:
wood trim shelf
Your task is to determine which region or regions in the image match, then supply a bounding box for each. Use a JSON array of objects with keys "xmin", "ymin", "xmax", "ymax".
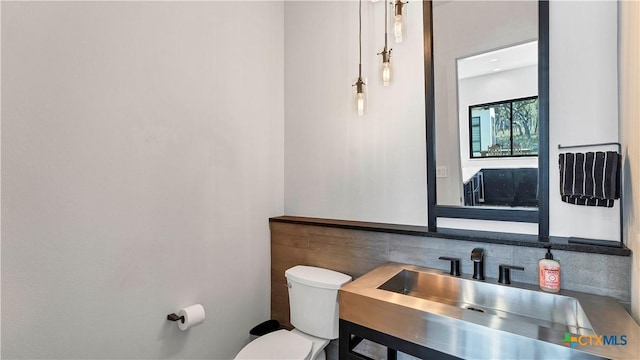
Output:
[{"xmin": 269, "ymin": 216, "xmax": 631, "ymax": 256}]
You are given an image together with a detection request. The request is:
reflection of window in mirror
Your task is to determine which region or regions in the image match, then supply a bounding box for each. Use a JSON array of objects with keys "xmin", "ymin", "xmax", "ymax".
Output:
[
  {"xmin": 469, "ymin": 96, "xmax": 539, "ymax": 159},
  {"xmin": 454, "ymin": 40, "xmax": 539, "ymax": 209}
]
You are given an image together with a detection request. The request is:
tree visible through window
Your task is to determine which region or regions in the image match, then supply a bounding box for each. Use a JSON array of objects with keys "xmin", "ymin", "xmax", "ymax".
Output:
[
  {"xmin": 471, "ymin": 116, "xmax": 481, "ymax": 153},
  {"xmin": 468, "ymin": 96, "xmax": 538, "ymax": 158}
]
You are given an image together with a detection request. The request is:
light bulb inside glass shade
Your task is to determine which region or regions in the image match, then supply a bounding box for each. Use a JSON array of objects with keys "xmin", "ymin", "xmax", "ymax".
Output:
[
  {"xmin": 382, "ymin": 61, "xmax": 392, "ymax": 86},
  {"xmin": 394, "ymin": 15, "xmax": 404, "ymax": 43},
  {"xmin": 354, "ymin": 76, "xmax": 367, "ymax": 116},
  {"xmin": 356, "ymin": 91, "xmax": 366, "ymax": 116}
]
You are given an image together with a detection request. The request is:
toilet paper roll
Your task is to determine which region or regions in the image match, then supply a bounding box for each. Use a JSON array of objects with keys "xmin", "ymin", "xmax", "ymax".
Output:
[{"xmin": 177, "ymin": 304, "xmax": 205, "ymax": 331}]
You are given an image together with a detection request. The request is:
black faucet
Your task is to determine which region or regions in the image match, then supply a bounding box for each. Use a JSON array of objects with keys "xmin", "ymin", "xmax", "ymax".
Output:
[
  {"xmin": 471, "ymin": 248, "xmax": 485, "ymax": 280},
  {"xmin": 438, "ymin": 256, "xmax": 461, "ymax": 276},
  {"xmin": 498, "ymin": 264, "xmax": 525, "ymax": 285}
]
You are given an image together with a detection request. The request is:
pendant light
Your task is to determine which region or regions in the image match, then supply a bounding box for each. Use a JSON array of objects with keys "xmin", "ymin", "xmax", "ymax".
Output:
[
  {"xmin": 377, "ymin": 1, "xmax": 392, "ymax": 86},
  {"xmin": 353, "ymin": 0, "xmax": 367, "ymax": 116},
  {"xmin": 393, "ymin": 0, "xmax": 406, "ymax": 43}
]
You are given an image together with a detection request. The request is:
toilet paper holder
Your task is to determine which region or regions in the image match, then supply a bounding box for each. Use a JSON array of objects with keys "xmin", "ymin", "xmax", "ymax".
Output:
[
  {"xmin": 167, "ymin": 304, "xmax": 205, "ymax": 331},
  {"xmin": 167, "ymin": 313, "xmax": 185, "ymax": 323}
]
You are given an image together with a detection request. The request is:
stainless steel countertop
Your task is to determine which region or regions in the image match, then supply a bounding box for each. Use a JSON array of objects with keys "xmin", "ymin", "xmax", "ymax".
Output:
[{"xmin": 340, "ymin": 262, "xmax": 640, "ymax": 359}]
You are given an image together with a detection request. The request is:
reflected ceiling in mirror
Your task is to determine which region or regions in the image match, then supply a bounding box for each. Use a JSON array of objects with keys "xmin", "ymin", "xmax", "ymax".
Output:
[
  {"xmin": 457, "ymin": 41, "xmax": 537, "ymax": 79},
  {"xmin": 433, "ymin": 0, "xmax": 538, "ymax": 208}
]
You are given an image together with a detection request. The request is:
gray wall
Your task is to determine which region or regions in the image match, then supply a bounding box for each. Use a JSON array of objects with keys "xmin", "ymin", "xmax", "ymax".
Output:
[{"xmin": 1, "ymin": 2, "xmax": 284, "ymax": 358}]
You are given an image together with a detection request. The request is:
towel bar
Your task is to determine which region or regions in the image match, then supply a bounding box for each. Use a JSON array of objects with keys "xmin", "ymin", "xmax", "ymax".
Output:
[{"xmin": 557, "ymin": 142, "xmax": 623, "ymax": 247}]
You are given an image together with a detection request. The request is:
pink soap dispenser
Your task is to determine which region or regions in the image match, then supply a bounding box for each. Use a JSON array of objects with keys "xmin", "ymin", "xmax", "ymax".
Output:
[{"xmin": 539, "ymin": 246, "xmax": 560, "ymax": 293}]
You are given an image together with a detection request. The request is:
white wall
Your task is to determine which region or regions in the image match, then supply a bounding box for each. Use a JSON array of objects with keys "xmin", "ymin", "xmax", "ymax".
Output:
[
  {"xmin": 619, "ymin": 0, "xmax": 640, "ymax": 324},
  {"xmin": 549, "ymin": 1, "xmax": 620, "ymax": 241},
  {"xmin": 284, "ymin": 1, "xmax": 427, "ymax": 225},
  {"xmin": 1, "ymin": 2, "xmax": 284, "ymax": 359}
]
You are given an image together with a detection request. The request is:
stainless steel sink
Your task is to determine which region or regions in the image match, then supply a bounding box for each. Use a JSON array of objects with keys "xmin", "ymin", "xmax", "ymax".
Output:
[
  {"xmin": 340, "ymin": 262, "xmax": 640, "ymax": 359},
  {"xmin": 378, "ymin": 269, "xmax": 594, "ymax": 335}
]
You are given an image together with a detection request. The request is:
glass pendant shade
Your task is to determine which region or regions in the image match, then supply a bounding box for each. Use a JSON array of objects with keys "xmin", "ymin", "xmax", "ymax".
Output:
[
  {"xmin": 356, "ymin": 92, "xmax": 366, "ymax": 116},
  {"xmin": 379, "ymin": 47, "xmax": 392, "ymax": 86},
  {"xmin": 382, "ymin": 61, "xmax": 392, "ymax": 86},
  {"xmin": 354, "ymin": 78, "xmax": 367, "ymax": 116},
  {"xmin": 393, "ymin": 1, "xmax": 405, "ymax": 43},
  {"xmin": 394, "ymin": 15, "xmax": 404, "ymax": 42},
  {"xmin": 378, "ymin": 1, "xmax": 393, "ymax": 87}
]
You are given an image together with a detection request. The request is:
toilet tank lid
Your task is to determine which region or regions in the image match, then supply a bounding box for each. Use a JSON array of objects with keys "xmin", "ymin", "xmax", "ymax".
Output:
[{"xmin": 285, "ymin": 266, "xmax": 352, "ymax": 290}]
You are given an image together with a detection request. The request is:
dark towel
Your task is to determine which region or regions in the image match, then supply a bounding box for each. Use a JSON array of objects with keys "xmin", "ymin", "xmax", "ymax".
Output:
[
  {"xmin": 558, "ymin": 151, "xmax": 620, "ymax": 207},
  {"xmin": 561, "ymin": 195, "xmax": 615, "ymax": 207}
]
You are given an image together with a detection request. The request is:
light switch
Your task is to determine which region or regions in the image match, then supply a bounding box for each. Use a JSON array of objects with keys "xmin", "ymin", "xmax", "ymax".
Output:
[{"xmin": 436, "ymin": 166, "xmax": 447, "ymax": 178}]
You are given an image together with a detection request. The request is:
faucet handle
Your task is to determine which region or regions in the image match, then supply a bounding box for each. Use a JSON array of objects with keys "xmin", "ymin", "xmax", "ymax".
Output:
[
  {"xmin": 498, "ymin": 264, "xmax": 525, "ymax": 285},
  {"xmin": 438, "ymin": 256, "xmax": 461, "ymax": 276}
]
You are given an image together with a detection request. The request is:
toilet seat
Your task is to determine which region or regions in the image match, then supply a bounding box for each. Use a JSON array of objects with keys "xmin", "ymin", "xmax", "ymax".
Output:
[
  {"xmin": 290, "ymin": 329, "xmax": 329, "ymax": 360},
  {"xmin": 235, "ymin": 330, "xmax": 312, "ymax": 360}
]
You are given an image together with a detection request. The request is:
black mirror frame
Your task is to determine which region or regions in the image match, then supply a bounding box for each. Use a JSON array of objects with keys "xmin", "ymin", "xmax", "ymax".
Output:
[{"xmin": 424, "ymin": 0, "xmax": 550, "ymax": 241}]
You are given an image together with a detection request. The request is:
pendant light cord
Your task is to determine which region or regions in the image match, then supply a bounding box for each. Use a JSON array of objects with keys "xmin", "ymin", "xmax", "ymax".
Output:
[
  {"xmin": 384, "ymin": 0, "xmax": 388, "ymax": 47},
  {"xmin": 358, "ymin": 0, "xmax": 362, "ymax": 77}
]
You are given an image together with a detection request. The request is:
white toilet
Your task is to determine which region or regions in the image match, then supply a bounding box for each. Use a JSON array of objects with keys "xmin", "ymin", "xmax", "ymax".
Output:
[{"xmin": 235, "ymin": 265, "xmax": 352, "ymax": 360}]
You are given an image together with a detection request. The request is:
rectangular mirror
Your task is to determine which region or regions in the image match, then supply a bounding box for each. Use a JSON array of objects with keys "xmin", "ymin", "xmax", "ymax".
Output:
[{"xmin": 425, "ymin": 0, "xmax": 549, "ymax": 236}]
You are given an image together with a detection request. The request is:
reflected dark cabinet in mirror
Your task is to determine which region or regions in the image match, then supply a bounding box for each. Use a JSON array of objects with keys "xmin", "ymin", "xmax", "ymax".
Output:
[{"xmin": 463, "ymin": 168, "xmax": 538, "ymax": 208}]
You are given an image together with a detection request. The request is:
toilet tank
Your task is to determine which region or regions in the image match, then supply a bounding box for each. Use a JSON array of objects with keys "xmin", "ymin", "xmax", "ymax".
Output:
[{"xmin": 285, "ymin": 266, "xmax": 352, "ymax": 340}]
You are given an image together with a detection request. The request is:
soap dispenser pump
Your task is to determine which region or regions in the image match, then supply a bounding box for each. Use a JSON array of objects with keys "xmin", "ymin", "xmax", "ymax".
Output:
[{"xmin": 539, "ymin": 246, "xmax": 560, "ymax": 293}]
